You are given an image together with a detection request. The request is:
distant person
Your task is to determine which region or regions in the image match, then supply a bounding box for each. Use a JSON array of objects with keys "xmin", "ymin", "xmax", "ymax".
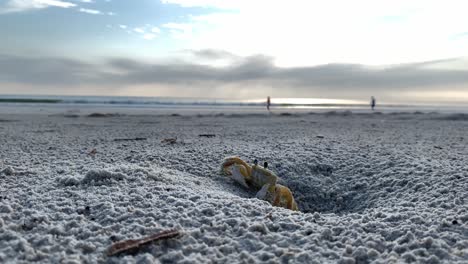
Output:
[
  {"xmin": 267, "ymin": 96, "xmax": 271, "ymax": 111},
  {"xmin": 371, "ymin": 96, "xmax": 376, "ymax": 111}
]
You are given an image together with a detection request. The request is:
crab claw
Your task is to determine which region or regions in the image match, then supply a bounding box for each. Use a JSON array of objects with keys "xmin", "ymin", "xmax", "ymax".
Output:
[
  {"xmin": 272, "ymin": 184, "xmax": 299, "ymax": 211},
  {"xmin": 221, "ymin": 156, "xmax": 253, "ymax": 187},
  {"xmin": 256, "ymin": 183, "xmax": 298, "ymax": 211},
  {"xmin": 230, "ymin": 165, "xmax": 250, "ymax": 188},
  {"xmin": 221, "ymin": 156, "xmax": 252, "ymax": 176}
]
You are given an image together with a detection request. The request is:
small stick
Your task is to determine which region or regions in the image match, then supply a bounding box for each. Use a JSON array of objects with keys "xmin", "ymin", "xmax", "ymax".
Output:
[
  {"xmin": 114, "ymin": 137, "xmax": 147, "ymax": 142},
  {"xmin": 199, "ymin": 134, "xmax": 216, "ymax": 138},
  {"xmin": 107, "ymin": 229, "xmax": 181, "ymax": 256}
]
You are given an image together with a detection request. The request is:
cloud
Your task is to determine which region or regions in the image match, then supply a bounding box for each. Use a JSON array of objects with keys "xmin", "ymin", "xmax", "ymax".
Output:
[
  {"xmin": 162, "ymin": 22, "xmax": 193, "ymax": 39},
  {"xmin": 133, "ymin": 27, "xmax": 145, "ymax": 34},
  {"xmin": 188, "ymin": 49, "xmax": 239, "ymax": 60},
  {"xmin": 1, "ymin": 53, "xmax": 467, "ymax": 101},
  {"xmin": 0, "ymin": 0, "xmax": 113, "ymax": 15},
  {"xmin": 160, "ymin": 0, "xmax": 241, "ymax": 9},
  {"xmin": 151, "ymin": 27, "xmax": 161, "ymax": 34},
  {"xmin": 176, "ymin": 49, "xmax": 240, "ymax": 67},
  {"xmin": 143, "ymin": 33, "xmax": 157, "ymax": 40},
  {"xmin": 0, "ymin": 0, "xmax": 76, "ymax": 13},
  {"xmin": 0, "ymin": 54, "xmax": 97, "ymax": 85},
  {"xmin": 160, "ymin": 0, "xmax": 468, "ymax": 67},
  {"xmin": 115, "ymin": 25, "xmax": 161, "ymax": 40},
  {"xmin": 78, "ymin": 7, "xmax": 101, "ymax": 14}
]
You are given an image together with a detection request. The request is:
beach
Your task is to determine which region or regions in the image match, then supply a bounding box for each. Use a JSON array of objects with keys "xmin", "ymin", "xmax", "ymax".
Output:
[{"xmin": 1, "ymin": 108, "xmax": 468, "ymax": 263}]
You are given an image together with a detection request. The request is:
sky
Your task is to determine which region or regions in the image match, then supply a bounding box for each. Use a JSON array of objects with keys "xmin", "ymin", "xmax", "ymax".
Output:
[{"xmin": 0, "ymin": 0, "xmax": 468, "ymax": 103}]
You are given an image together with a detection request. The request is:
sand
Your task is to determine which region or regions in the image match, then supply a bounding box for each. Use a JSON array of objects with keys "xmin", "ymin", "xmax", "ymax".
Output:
[{"xmin": 0, "ymin": 110, "xmax": 467, "ymax": 263}]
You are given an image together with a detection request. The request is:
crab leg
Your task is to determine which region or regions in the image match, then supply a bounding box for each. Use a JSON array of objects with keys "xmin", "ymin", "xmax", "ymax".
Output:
[
  {"xmin": 272, "ymin": 185, "xmax": 298, "ymax": 211},
  {"xmin": 255, "ymin": 183, "xmax": 273, "ymax": 200}
]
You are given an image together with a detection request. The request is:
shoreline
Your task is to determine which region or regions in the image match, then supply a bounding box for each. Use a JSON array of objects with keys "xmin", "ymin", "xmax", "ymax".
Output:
[{"xmin": 1, "ymin": 102, "xmax": 468, "ymax": 117}]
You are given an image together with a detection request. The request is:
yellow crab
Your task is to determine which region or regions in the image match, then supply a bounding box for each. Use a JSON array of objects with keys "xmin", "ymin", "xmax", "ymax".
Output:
[{"xmin": 221, "ymin": 156, "xmax": 299, "ymax": 211}]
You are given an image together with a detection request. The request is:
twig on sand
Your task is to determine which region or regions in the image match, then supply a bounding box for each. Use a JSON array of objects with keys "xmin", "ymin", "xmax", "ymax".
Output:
[
  {"xmin": 107, "ymin": 229, "xmax": 181, "ymax": 256},
  {"xmin": 199, "ymin": 134, "xmax": 216, "ymax": 138},
  {"xmin": 161, "ymin": 137, "xmax": 177, "ymax": 144},
  {"xmin": 114, "ymin": 137, "xmax": 147, "ymax": 142},
  {"xmin": 87, "ymin": 113, "xmax": 120, "ymax": 118}
]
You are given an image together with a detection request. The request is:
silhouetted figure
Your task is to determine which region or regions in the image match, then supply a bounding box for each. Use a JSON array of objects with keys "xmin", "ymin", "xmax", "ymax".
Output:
[
  {"xmin": 371, "ymin": 96, "xmax": 376, "ymax": 111},
  {"xmin": 267, "ymin": 96, "xmax": 271, "ymax": 111}
]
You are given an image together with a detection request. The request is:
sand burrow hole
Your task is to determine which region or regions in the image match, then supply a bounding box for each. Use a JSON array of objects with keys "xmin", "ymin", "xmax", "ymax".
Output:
[{"xmin": 274, "ymin": 162, "xmax": 372, "ymax": 214}]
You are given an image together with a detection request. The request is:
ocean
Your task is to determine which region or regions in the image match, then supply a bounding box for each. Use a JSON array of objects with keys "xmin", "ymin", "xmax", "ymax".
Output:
[{"xmin": 0, "ymin": 94, "xmax": 467, "ymax": 114}]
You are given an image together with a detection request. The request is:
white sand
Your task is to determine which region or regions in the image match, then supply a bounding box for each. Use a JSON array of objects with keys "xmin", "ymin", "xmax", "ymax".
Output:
[{"xmin": 1, "ymin": 110, "xmax": 468, "ymax": 263}]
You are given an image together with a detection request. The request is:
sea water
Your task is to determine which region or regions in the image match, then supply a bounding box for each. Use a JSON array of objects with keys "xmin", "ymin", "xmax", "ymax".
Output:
[{"xmin": 0, "ymin": 94, "xmax": 467, "ymax": 115}]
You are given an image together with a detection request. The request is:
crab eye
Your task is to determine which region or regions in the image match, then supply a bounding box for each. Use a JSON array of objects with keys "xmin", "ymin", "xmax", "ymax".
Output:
[
  {"xmin": 253, "ymin": 159, "xmax": 258, "ymax": 166},
  {"xmin": 264, "ymin": 162, "xmax": 268, "ymax": 168}
]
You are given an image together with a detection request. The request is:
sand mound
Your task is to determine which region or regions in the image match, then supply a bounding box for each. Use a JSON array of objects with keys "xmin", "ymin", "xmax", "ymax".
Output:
[{"xmin": 81, "ymin": 169, "xmax": 126, "ymax": 185}]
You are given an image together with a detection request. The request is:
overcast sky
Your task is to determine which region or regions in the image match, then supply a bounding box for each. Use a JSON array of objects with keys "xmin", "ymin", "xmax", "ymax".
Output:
[{"xmin": 1, "ymin": 0, "xmax": 467, "ymax": 103}]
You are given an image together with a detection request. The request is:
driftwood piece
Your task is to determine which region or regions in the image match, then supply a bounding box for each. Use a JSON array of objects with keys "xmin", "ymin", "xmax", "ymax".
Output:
[
  {"xmin": 199, "ymin": 134, "xmax": 216, "ymax": 138},
  {"xmin": 107, "ymin": 229, "xmax": 181, "ymax": 256},
  {"xmin": 114, "ymin": 137, "xmax": 147, "ymax": 142}
]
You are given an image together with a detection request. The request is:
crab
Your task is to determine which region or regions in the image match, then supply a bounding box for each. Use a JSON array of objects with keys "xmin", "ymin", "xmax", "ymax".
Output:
[{"xmin": 221, "ymin": 156, "xmax": 299, "ymax": 211}]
